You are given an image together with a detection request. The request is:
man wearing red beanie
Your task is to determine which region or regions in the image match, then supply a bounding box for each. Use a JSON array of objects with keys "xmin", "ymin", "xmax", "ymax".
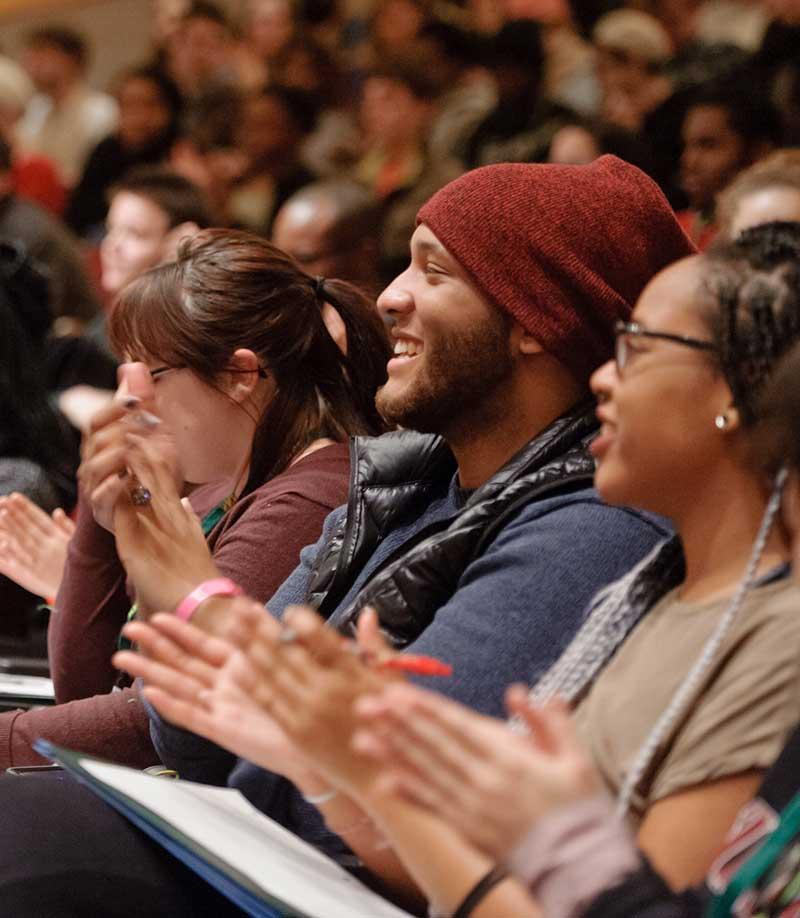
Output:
[{"xmin": 0, "ymin": 157, "xmax": 696, "ymax": 914}]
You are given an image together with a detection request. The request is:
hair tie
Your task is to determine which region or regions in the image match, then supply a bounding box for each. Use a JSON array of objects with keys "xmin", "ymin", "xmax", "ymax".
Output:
[{"xmin": 313, "ymin": 276, "xmax": 327, "ymax": 303}]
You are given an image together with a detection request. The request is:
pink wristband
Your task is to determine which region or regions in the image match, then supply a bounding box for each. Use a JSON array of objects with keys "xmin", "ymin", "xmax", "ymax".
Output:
[{"xmin": 173, "ymin": 578, "xmax": 244, "ymax": 622}]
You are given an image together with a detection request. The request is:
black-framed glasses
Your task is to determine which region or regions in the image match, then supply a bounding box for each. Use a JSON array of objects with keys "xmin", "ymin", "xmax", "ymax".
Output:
[
  {"xmin": 149, "ymin": 365, "xmax": 182, "ymax": 381},
  {"xmin": 149, "ymin": 365, "xmax": 269, "ymax": 381},
  {"xmin": 614, "ymin": 320, "xmax": 716, "ymax": 372}
]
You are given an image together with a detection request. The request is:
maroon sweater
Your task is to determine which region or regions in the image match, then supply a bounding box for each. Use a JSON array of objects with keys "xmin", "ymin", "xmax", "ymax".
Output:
[{"xmin": 0, "ymin": 443, "xmax": 350, "ymax": 769}]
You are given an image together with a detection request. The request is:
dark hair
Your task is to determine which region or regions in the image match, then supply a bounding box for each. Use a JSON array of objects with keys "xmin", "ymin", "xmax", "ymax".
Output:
[
  {"xmin": 756, "ymin": 342, "xmax": 800, "ymax": 475},
  {"xmin": 0, "ymin": 242, "xmax": 77, "ymax": 503},
  {"xmin": 686, "ymin": 77, "xmax": 783, "ymax": 148},
  {"xmin": 254, "ymin": 84, "xmax": 319, "ymax": 135},
  {"xmin": 109, "ymin": 167, "xmax": 212, "ymax": 229},
  {"xmin": 0, "ymin": 136, "xmax": 11, "ymax": 172},
  {"xmin": 25, "ymin": 26, "xmax": 88, "ymax": 67},
  {"xmin": 364, "ymin": 61, "xmax": 441, "ymax": 102},
  {"xmin": 486, "ymin": 19, "xmax": 544, "ymax": 76},
  {"xmin": 113, "ymin": 64, "xmax": 183, "ymax": 128},
  {"xmin": 181, "ymin": 0, "xmax": 230, "ymax": 31},
  {"xmin": 703, "ymin": 221, "xmax": 800, "ymax": 424},
  {"xmin": 108, "ymin": 229, "xmax": 390, "ymax": 494}
]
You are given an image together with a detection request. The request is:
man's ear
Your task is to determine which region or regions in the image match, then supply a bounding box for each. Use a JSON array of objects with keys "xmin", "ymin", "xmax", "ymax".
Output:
[
  {"xmin": 223, "ymin": 349, "xmax": 266, "ymax": 403},
  {"xmin": 162, "ymin": 221, "xmax": 200, "ymax": 262}
]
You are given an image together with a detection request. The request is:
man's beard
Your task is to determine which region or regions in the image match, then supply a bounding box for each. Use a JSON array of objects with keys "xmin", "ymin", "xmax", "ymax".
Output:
[{"xmin": 376, "ymin": 310, "xmax": 515, "ymax": 438}]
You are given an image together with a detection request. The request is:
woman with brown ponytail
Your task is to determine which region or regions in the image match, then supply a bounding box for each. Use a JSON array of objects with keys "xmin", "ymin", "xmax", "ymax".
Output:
[{"xmin": 0, "ymin": 227, "xmax": 390, "ymax": 773}]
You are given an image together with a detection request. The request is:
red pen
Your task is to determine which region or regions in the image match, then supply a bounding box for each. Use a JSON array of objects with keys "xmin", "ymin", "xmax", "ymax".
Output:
[
  {"xmin": 279, "ymin": 626, "xmax": 453, "ymax": 677},
  {"xmin": 377, "ymin": 654, "xmax": 453, "ymax": 677}
]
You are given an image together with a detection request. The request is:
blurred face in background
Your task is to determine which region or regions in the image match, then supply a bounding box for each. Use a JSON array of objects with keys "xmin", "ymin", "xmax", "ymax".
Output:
[
  {"xmin": 360, "ymin": 76, "xmax": 429, "ymax": 150},
  {"xmin": 22, "ymin": 43, "xmax": 80, "ymax": 95},
  {"xmin": 118, "ymin": 76, "xmax": 173, "ymax": 150},
  {"xmin": 100, "ymin": 191, "xmax": 172, "ymax": 295},
  {"xmin": 681, "ymin": 105, "xmax": 748, "ymax": 212},
  {"xmin": 238, "ymin": 93, "xmax": 298, "ymax": 166},
  {"xmin": 247, "ymin": 0, "xmax": 295, "ymax": 60},
  {"xmin": 373, "ymin": 0, "xmax": 425, "ymax": 47}
]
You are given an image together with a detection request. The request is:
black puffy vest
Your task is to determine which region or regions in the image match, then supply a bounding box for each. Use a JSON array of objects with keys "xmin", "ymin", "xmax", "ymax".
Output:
[{"xmin": 306, "ymin": 400, "xmax": 599, "ymax": 647}]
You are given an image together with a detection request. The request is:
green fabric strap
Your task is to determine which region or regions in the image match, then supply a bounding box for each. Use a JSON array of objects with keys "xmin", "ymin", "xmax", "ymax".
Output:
[{"xmin": 708, "ymin": 789, "xmax": 800, "ymax": 917}]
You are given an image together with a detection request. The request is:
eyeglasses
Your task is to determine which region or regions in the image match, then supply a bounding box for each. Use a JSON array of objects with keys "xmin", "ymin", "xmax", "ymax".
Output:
[
  {"xmin": 149, "ymin": 365, "xmax": 269, "ymax": 381},
  {"xmin": 614, "ymin": 320, "xmax": 715, "ymax": 373},
  {"xmin": 149, "ymin": 365, "xmax": 183, "ymax": 381}
]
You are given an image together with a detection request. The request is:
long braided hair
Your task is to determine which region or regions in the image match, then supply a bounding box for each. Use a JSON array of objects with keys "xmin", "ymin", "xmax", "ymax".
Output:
[{"xmin": 530, "ymin": 222, "xmax": 800, "ymax": 815}]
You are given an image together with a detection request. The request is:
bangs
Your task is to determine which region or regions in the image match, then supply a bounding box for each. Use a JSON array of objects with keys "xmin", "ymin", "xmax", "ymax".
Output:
[{"xmin": 107, "ymin": 261, "xmax": 190, "ymax": 366}]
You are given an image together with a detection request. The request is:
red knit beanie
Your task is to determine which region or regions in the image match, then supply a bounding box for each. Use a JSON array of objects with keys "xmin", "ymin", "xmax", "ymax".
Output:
[{"xmin": 417, "ymin": 155, "xmax": 696, "ymax": 385}]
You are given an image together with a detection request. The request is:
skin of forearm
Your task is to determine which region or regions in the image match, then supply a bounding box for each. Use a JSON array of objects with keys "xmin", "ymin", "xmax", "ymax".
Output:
[
  {"xmin": 291, "ymin": 774, "xmax": 424, "ymax": 911},
  {"xmin": 363, "ymin": 791, "xmax": 541, "ymax": 917}
]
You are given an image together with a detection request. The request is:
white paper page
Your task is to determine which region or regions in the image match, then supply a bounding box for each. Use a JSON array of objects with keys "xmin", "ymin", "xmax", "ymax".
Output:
[
  {"xmin": 81, "ymin": 759, "xmax": 414, "ymax": 918},
  {"xmin": 0, "ymin": 673, "xmax": 54, "ymax": 699}
]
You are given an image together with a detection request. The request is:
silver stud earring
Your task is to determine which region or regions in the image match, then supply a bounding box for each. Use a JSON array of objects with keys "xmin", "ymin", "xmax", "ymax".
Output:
[{"xmin": 715, "ymin": 413, "xmax": 730, "ymax": 430}]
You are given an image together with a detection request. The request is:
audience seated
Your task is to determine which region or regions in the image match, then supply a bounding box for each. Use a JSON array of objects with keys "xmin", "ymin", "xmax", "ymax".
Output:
[
  {"xmin": 17, "ymin": 27, "xmax": 118, "ymax": 188},
  {"xmin": 0, "ymin": 54, "xmax": 65, "ymax": 216},
  {"xmin": 1, "ymin": 3, "xmax": 800, "ymax": 916},
  {"xmin": 0, "ymin": 137, "xmax": 99, "ymax": 327},
  {"xmin": 675, "ymin": 77, "xmax": 782, "ymax": 248},
  {"xmin": 226, "ymin": 85, "xmax": 317, "ymax": 235},
  {"xmin": 270, "ymin": 178, "xmax": 382, "ymax": 294},
  {"xmin": 118, "ymin": 220, "xmax": 800, "ymax": 915},
  {"xmin": 0, "ymin": 243, "xmax": 78, "ymax": 647},
  {"xmin": 66, "ymin": 66, "xmax": 183, "ymax": 240},
  {"xmin": 2, "ymin": 156, "xmax": 695, "ymax": 915}
]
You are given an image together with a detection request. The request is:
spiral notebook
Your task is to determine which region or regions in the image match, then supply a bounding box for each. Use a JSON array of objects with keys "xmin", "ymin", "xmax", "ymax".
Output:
[{"xmin": 34, "ymin": 740, "xmax": 415, "ymax": 918}]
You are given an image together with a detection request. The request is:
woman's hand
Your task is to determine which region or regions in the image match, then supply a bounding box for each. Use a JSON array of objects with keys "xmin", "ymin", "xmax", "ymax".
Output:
[
  {"xmin": 113, "ymin": 606, "xmax": 318, "ymax": 784},
  {"xmin": 353, "ymin": 684, "xmax": 600, "ymax": 862},
  {"xmin": 0, "ymin": 493, "xmax": 75, "ymax": 599},
  {"xmin": 111, "ymin": 427, "xmax": 220, "ymax": 616},
  {"xmin": 78, "ymin": 363, "xmax": 168, "ymax": 534},
  {"xmin": 242, "ymin": 605, "xmax": 400, "ymax": 799}
]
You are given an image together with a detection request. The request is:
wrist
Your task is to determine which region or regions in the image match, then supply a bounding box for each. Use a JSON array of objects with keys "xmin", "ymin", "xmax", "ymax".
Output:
[{"xmin": 174, "ymin": 577, "xmax": 243, "ymax": 623}]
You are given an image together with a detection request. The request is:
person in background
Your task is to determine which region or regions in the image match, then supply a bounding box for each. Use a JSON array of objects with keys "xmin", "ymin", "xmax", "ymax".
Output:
[
  {"xmin": 0, "ymin": 137, "xmax": 99, "ymax": 328},
  {"xmin": 355, "ymin": 63, "xmax": 461, "ymax": 283},
  {"xmin": 463, "ymin": 19, "xmax": 574, "ymax": 168},
  {"xmin": 59, "ymin": 166, "xmax": 211, "ymax": 432},
  {"xmin": 161, "ymin": 0, "xmax": 235, "ymax": 101},
  {"xmin": 676, "ymin": 77, "xmax": 782, "ymax": 249},
  {"xmin": 716, "ymin": 148, "xmax": 800, "ymax": 240},
  {"xmin": 0, "ymin": 243, "xmax": 79, "ymax": 649},
  {"xmin": 0, "ymin": 54, "xmax": 65, "ymax": 216},
  {"xmin": 66, "ymin": 65, "xmax": 183, "ymax": 240},
  {"xmin": 271, "ymin": 178, "xmax": 382, "ymax": 295},
  {"xmin": 237, "ymin": 0, "xmax": 299, "ymax": 90},
  {"xmin": 547, "ymin": 117, "xmax": 657, "ymax": 175},
  {"xmin": 17, "ymin": 27, "xmax": 118, "ymax": 188},
  {"xmin": 591, "ymin": 9, "xmax": 674, "ymax": 132},
  {"xmin": 227, "ymin": 85, "xmax": 317, "ymax": 236}
]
